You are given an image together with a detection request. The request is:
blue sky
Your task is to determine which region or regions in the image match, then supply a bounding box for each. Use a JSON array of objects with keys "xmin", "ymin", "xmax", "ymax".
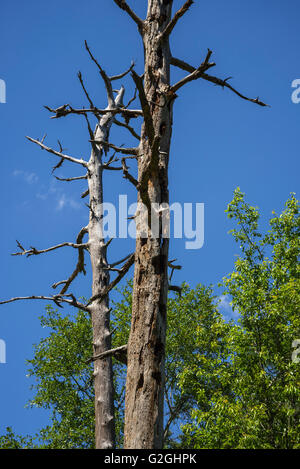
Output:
[{"xmin": 0, "ymin": 0, "xmax": 299, "ymax": 437}]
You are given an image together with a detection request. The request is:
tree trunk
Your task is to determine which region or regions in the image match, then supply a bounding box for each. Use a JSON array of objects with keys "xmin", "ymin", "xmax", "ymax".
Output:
[
  {"xmin": 124, "ymin": 0, "xmax": 174, "ymax": 449},
  {"xmin": 88, "ymin": 89, "xmax": 125, "ymax": 449}
]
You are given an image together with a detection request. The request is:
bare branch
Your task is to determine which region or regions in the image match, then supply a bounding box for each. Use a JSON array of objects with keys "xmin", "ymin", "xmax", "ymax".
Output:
[
  {"xmin": 110, "ymin": 61, "xmax": 135, "ymax": 81},
  {"xmin": 131, "ymin": 70, "xmax": 154, "ymax": 142},
  {"xmin": 0, "ymin": 294, "xmax": 90, "ymax": 312},
  {"xmin": 44, "ymin": 105, "xmax": 142, "ymax": 119},
  {"xmin": 81, "ymin": 189, "xmax": 89, "ymax": 199},
  {"xmin": 113, "ymin": 118, "xmax": 140, "ymax": 141},
  {"xmin": 91, "ymin": 140, "xmax": 138, "ymax": 156},
  {"xmin": 84, "ymin": 41, "xmax": 115, "ymax": 107},
  {"xmin": 87, "ymin": 344, "xmax": 128, "ymax": 364},
  {"xmin": 168, "ymin": 258, "xmax": 182, "ymax": 282},
  {"xmin": 55, "ymin": 174, "xmax": 88, "ymax": 182},
  {"xmin": 87, "ymin": 253, "xmax": 134, "ymax": 306},
  {"xmin": 108, "ymin": 253, "xmax": 134, "ymax": 269},
  {"xmin": 52, "ymin": 226, "xmax": 89, "ymax": 295},
  {"xmin": 171, "ymin": 49, "xmax": 215, "ymax": 93},
  {"xmin": 168, "ymin": 285, "xmax": 182, "ymax": 296},
  {"xmin": 12, "ymin": 240, "xmax": 89, "ymax": 257},
  {"xmin": 160, "ymin": 0, "xmax": 194, "ymax": 39},
  {"xmin": 26, "ymin": 136, "xmax": 88, "ymax": 167},
  {"xmin": 121, "ymin": 158, "xmax": 139, "ymax": 187},
  {"xmin": 125, "ymin": 86, "xmax": 138, "ymax": 110},
  {"xmin": 113, "ymin": 0, "xmax": 144, "ymax": 31},
  {"xmin": 199, "ymin": 72, "xmax": 269, "ymax": 107},
  {"xmin": 77, "ymin": 71, "xmax": 95, "ymax": 110},
  {"xmin": 171, "ymin": 56, "xmax": 269, "ymax": 107}
]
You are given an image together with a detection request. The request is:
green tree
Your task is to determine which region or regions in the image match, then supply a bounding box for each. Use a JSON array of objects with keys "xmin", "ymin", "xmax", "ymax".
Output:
[
  {"xmin": 1, "ymin": 282, "xmax": 230, "ymax": 449},
  {"xmin": 181, "ymin": 190, "xmax": 300, "ymax": 449}
]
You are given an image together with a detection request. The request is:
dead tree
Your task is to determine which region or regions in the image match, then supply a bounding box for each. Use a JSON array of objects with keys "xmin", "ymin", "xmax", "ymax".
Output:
[
  {"xmin": 0, "ymin": 44, "xmax": 139, "ymax": 449},
  {"xmin": 112, "ymin": 0, "xmax": 267, "ymax": 449}
]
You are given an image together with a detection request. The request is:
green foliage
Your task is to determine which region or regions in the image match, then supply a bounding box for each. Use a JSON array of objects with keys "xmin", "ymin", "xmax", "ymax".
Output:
[
  {"xmin": 181, "ymin": 190, "xmax": 300, "ymax": 448},
  {"xmin": 0, "ymin": 282, "xmax": 223, "ymax": 449},
  {"xmin": 1, "ymin": 190, "xmax": 299, "ymax": 449}
]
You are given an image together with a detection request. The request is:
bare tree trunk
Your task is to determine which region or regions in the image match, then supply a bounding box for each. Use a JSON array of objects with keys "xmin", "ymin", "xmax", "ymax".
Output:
[
  {"xmin": 124, "ymin": 0, "xmax": 174, "ymax": 449},
  {"xmin": 88, "ymin": 125, "xmax": 115, "ymax": 449},
  {"xmin": 87, "ymin": 84, "xmax": 128, "ymax": 449}
]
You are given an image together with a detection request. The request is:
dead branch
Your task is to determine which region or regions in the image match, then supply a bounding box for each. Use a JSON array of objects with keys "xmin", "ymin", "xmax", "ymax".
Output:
[
  {"xmin": 91, "ymin": 141, "xmax": 139, "ymax": 156},
  {"xmin": 160, "ymin": 0, "xmax": 194, "ymax": 40},
  {"xmin": 121, "ymin": 158, "xmax": 139, "ymax": 187},
  {"xmin": 77, "ymin": 71, "xmax": 95, "ymax": 110},
  {"xmin": 171, "ymin": 56, "xmax": 269, "ymax": 106},
  {"xmin": 12, "ymin": 240, "xmax": 89, "ymax": 257},
  {"xmin": 52, "ymin": 226, "xmax": 88, "ymax": 295},
  {"xmin": 113, "ymin": 0, "xmax": 144, "ymax": 31},
  {"xmin": 113, "ymin": 118, "xmax": 140, "ymax": 141},
  {"xmin": 110, "ymin": 61, "xmax": 135, "ymax": 81},
  {"xmin": 0, "ymin": 294, "xmax": 90, "ymax": 312},
  {"xmin": 81, "ymin": 189, "xmax": 89, "ymax": 199},
  {"xmin": 26, "ymin": 136, "xmax": 88, "ymax": 167},
  {"xmin": 44, "ymin": 104, "xmax": 143, "ymax": 119},
  {"xmin": 84, "ymin": 41, "xmax": 115, "ymax": 107},
  {"xmin": 125, "ymin": 86, "xmax": 138, "ymax": 110},
  {"xmin": 131, "ymin": 70, "xmax": 154, "ymax": 142},
  {"xmin": 107, "ymin": 252, "xmax": 134, "ymax": 269},
  {"xmin": 87, "ymin": 344, "xmax": 128, "ymax": 364},
  {"xmin": 168, "ymin": 258, "xmax": 182, "ymax": 282},
  {"xmin": 55, "ymin": 174, "xmax": 88, "ymax": 182},
  {"xmin": 168, "ymin": 285, "xmax": 182, "ymax": 296},
  {"xmin": 87, "ymin": 253, "xmax": 135, "ymax": 306},
  {"xmin": 171, "ymin": 49, "xmax": 215, "ymax": 93}
]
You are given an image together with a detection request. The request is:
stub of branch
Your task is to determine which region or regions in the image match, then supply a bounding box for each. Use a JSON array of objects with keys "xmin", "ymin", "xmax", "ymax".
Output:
[
  {"xmin": 171, "ymin": 56, "xmax": 269, "ymax": 107},
  {"xmin": 113, "ymin": 0, "xmax": 144, "ymax": 32},
  {"xmin": 26, "ymin": 136, "xmax": 88, "ymax": 167},
  {"xmin": 168, "ymin": 285, "xmax": 182, "ymax": 296},
  {"xmin": 160, "ymin": 0, "xmax": 194, "ymax": 40},
  {"xmin": 87, "ymin": 344, "xmax": 128, "ymax": 365}
]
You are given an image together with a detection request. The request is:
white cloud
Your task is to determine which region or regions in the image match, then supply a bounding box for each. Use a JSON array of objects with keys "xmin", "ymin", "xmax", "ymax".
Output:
[
  {"xmin": 36, "ymin": 180, "xmax": 82, "ymax": 212},
  {"xmin": 13, "ymin": 170, "xmax": 39, "ymax": 184}
]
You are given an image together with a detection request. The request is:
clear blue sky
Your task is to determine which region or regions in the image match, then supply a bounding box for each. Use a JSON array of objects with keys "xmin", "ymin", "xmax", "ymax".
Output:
[{"xmin": 0, "ymin": 0, "xmax": 299, "ymax": 437}]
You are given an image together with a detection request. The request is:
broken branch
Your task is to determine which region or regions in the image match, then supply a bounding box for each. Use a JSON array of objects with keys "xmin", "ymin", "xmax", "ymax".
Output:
[{"xmin": 26, "ymin": 136, "xmax": 88, "ymax": 167}]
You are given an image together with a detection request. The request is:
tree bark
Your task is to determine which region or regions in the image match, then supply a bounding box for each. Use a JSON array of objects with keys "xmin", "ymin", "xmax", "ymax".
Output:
[
  {"xmin": 88, "ymin": 89, "xmax": 125, "ymax": 449},
  {"xmin": 124, "ymin": 0, "xmax": 174, "ymax": 449}
]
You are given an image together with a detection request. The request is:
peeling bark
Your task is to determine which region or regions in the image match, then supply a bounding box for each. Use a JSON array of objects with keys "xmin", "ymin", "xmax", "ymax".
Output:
[
  {"xmin": 124, "ymin": 0, "xmax": 174, "ymax": 450},
  {"xmin": 87, "ymin": 88, "xmax": 125, "ymax": 449}
]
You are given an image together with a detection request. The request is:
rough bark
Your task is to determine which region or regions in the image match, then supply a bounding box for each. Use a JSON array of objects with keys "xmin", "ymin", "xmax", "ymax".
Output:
[
  {"xmin": 87, "ymin": 88, "xmax": 125, "ymax": 449},
  {"xmin": 124, "ymin": 0, "xmax": 174, "ymax": 449}
]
